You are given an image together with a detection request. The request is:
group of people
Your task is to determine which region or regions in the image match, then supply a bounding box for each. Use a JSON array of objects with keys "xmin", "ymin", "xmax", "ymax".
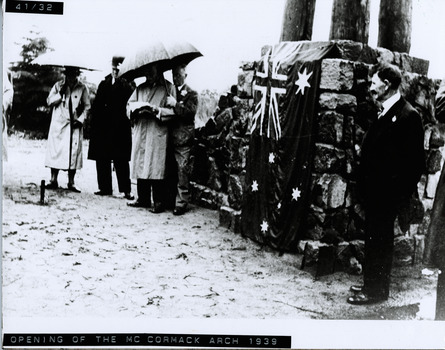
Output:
[
  {"xmin": 43, "ymin": 58, "xmax": 443, "ymax": 308},
  {"xmin": 44, "ymin": 57, "xmax": 198, "ymax": 216}
]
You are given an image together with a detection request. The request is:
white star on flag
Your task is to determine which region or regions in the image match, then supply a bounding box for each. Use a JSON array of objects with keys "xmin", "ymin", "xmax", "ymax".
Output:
[
  {"xmin": 292, "ymin": 187, "xmax": 301, "ymax": 201},
  {"xmin": 295, "ymin": 68, "xmax": 313, "ymax": 95},
  {"xmin": 260, "ymin": 220, "xmax": 269, "ymax": 232},
  {"xmin": 268, "ymin": 153, "xmax": 275, "ymax": 163},
  {"xmin": 251, "ymin": 180, "xmax": 259, "ymax": 192}
]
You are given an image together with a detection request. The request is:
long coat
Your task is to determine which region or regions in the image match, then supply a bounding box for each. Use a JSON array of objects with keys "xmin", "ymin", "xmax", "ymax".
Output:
[
  {"xmin": 358, "ymin": 96, "xmax": 425, "ymax": 210},
  {"xmin": 45, "ymin": 80, "xmax": 90, "ymax": 170},
  {"xmin": 88, "ymin": 75, "xmax": 134, "ymax": 161},
  {"xmin": 127, "ymin": 80, "xmax": 176, "ymax": 180}
]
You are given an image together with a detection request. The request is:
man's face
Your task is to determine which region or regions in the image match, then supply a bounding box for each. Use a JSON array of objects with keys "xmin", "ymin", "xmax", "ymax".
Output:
[
  {"xmin": 145, "ymin": 65, "xmax": 159, "ymax": 86},
  {"xmin": 172, "ymin": 67, "xmax": 186, "ymax": 87},
  {"xmin": 370, "ymin": 73, "xmax": 388, "ymax": 102},
  {"xmin": 64, "ymin": 71, "xmax": 79, "ymax": 85},
  {"xmin": 111, "ymin": 65, "xmax": 119, "ymax": 79}
]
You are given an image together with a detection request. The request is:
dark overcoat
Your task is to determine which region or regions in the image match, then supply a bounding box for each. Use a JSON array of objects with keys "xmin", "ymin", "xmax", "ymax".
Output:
[
  {"xmin": 88, "ymin": 75, "xmax": 134, "ymax": 161},
  {"xmin": 358, "ymin": 96, "xmax": 425, "ymax": 211}
]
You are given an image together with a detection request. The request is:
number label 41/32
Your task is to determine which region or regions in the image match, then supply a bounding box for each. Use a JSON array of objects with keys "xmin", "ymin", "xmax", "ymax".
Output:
[{"xmin": 5, "ymin": 0, "xmax": 64, "ymax": 15}]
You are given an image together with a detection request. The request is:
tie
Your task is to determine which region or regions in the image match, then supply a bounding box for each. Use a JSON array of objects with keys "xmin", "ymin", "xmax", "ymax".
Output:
[{"xmin": 176, "ymin": 87, "xmax": 181, "ymax": 101}]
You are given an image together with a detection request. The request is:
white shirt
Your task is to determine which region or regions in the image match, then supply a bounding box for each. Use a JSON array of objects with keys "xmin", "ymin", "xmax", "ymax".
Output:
[{"xmin": 379, "ymin": 91, "xmax": 401, "ymax": 118}]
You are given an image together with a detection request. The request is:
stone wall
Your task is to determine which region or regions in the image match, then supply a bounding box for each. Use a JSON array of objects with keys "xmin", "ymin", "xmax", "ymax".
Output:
[{"xmin": 190, "ymin": 40, "xmax": 442, "ymax": 274}]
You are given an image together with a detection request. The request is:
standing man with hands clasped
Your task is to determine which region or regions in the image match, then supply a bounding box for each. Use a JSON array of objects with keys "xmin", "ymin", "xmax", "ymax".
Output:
[
  {"xmin": 165, "ymin": 64, "xmax": 198, "ymax": 216},
  {"xmin": 348, "ymin": 64, "xmax": 425, "ymax": 305},
  {"xmin": 88, "ymin": 56, "xmax": 135, "ymax": 199}
]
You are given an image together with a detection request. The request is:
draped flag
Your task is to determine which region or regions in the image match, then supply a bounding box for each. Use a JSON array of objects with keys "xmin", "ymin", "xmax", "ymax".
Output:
[{"xmin": 242, "ymin": 41, "xmax": 335, "ymax": 251}]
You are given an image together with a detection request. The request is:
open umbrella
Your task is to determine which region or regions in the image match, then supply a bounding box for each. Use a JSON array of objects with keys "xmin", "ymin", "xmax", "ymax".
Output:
[
  {"xmin": 118, "ymin": 40, "xmax": 202, "ymax": 80},
  {"xmin": 31, "ymin": 50, "xmax": 101, "ymax": 71}
]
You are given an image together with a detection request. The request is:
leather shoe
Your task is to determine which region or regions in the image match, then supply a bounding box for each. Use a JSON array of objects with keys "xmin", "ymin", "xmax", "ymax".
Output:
[
  {"xmin": 124, "ymin": 192, "xmax": 135, "ymax": 200},
  {"xmin": 67, "ymin": 184, "xmax": 81, "ymax": 193},
  {"xmin": 149, "ymin": 203, "xmax": 164, "ymax": 214},
  {"xmin": 95, "ymin": 190, "xmax": 112, "ymax": 196},
  {"xmin": 127, "ymin": 200, "xmax": 150, "ymax": 208},
  {"xmin": 45, "ymin": 181, "xmax": 59, "ymax": 189},
  {"xmin": 173, "ymin": 207, "xmax": 187, "ymax": 216},
  {"xmin": 350, "ymin": 285, "xmax": 364, "ymax": 293},
  {"xmin": 347, "ymin": 292, "xmax": 385, "ymax": 305}
]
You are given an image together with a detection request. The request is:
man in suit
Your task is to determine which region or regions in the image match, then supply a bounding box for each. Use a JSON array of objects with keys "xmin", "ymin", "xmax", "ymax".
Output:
[
  {"xmin": 165, "ymin": 64, "xmax": 198, "ymax": 215},
  {"xmin": 348, "ymin": 64, "xmax": 425, "ymax": 305},
  {"xmin": 88, "ymin": 56, "xmax": 135, "ymax": 199}
]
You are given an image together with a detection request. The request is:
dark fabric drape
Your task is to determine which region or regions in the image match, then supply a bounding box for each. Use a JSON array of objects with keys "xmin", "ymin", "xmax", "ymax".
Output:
[{"xmin": 242, "ymin": 41, "xmax": 335, "ymax": 251}]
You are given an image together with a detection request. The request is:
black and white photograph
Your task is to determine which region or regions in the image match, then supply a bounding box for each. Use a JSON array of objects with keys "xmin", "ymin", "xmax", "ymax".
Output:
[{"xmin": 2, "ymin": 0, "xmax": 445, "ymax": 348}]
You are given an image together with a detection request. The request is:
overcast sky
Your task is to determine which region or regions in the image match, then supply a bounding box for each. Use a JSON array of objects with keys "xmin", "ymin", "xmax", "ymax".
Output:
[{"xmin": 3, "ymin": 0, "xmax": 445, "ymax": 92}]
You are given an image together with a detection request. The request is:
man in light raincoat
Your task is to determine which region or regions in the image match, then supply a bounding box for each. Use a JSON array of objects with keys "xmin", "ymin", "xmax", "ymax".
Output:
[
  {"xmin": 126, "ymin": 63, "xmax": 176, "ymax": 213},
  {"xmin": 45, "ymin": 66, "xmax": 90, "ymax": 192}
]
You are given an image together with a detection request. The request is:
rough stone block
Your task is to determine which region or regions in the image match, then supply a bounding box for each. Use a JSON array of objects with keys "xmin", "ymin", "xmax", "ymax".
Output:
[
  {"xmin": 240, "ymin": 61, "xmax": 256, "ymax": 70},
  {"xmin": 331, "ymin": 40, "xmax": 377, "ymax": 64},
  {"xmin": 228, "ymin": 174, "xmax": 243, "ymax": 210},
  {"xmin": 313, "ymin": 143, "xmax": 346, "ymax": 173},
  {"xmin": 349, "ymin": 239, "xmax": 365, "ymax": 264},
  {"xmin": 335, "ymin": 241, "xmax": 352, "ymax": 270},
  {"xmin": 429, "ymin": 126, "xmax": 445, "ymax": 148},
  {"xmin": 214, "ymin": 108, "xmax": 232, "ymax": 133},
  {"xmin": 316, "ymin": 111, "xmax": 344, "ymax": 145},
  {"xmin": 306, "ymin": 225, "xmax": 324, "ymax": 241},
  {"xmin": 237, "ymin": 70, "xmax": 255, "ymax": 98},
  {"xmin": 297, "ymin": 240, "xmax": 309, "ymax": 254},
  {"xmin": 320, "ymin": 59, "xmax": 354, "ymax": 91},
  {"xmin": 207, "ymin": 157, "xmax": 223, "ymax": 191},
  {"xmin": 376, "ymin": 47, "xmax": 396, "ymax": 66},
  {"xmin": 316, "ymin": 245, "xmax": 336, "ymax": 276},
  {"xmin": 319, "ymin": 92, "xmax": 357, "ymax": 113},
  {"xmin": 345, "ymin": 149, "xmax": 355, "ymax": 175},
  {"xmin": 399, "ymin": 52, "xmax": 430, "ymax": 76},
  {"xmin": 313, "ymin": 173, "xmax": 347, "ymax": 209},
  {"xmin": 219, "ymin": 206, "xmax": 242, "ymax": 234},
  {"xmin": 325, "ymin": 209, "xmax": 350, "ymax": 237},
  {"xmin": 229, "ymin": 136, "xmax": 246, "ymax": 173},
  {"xmin": 427, "ymin": 150, "xmax": 443, "ymax": 174},
  {"xmin": 414, "ymin": 234, "xmax": 425, "ymax": 265},
  {"xmin": 394, "ymin": 235, "xmax": 415, "ymax": 266},
  {"xmin": 344, "ymin": 115, "xmax": 355, "ymax": 148},
  {"xmin": 301, "ymin": 241, "xmax": 329, "ymax": 268},
  {"xmin": 425, "ymin": 172, "xmax": 441, "ymax": 199}
]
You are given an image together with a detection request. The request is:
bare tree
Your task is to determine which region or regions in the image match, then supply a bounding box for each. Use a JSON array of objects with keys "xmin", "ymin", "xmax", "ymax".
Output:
[
  {"xmin": 329, "ymin": 0, "xmax": 370, "ymax": 43},
  {"xmin": 280, "ymin": 0, "xmax": 316, "ymax": 41},
  {"xmin": 378, "ymin": 0, "xmax": 412, "ymax": 53}
]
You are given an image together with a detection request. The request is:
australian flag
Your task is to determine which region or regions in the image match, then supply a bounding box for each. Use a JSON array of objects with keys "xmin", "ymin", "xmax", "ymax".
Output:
[{"xmin": 241, "ymin": 41, "xmax": 335, "ymax": 251}]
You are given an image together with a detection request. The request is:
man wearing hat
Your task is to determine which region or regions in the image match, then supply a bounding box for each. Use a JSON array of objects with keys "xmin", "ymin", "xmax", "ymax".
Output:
[
  {"xmin": 88, "ymin": 56, "xmax": 135, "ymax": 199},
  {"xmin": 45, "ymin": 66, "xmax": 90, "ymax": 192}
]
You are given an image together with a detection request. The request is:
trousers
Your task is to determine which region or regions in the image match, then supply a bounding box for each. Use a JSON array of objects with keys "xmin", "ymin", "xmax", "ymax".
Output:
[{"xmin": 96, "ymin": 159, "xmax": 131, "ymax": 194}]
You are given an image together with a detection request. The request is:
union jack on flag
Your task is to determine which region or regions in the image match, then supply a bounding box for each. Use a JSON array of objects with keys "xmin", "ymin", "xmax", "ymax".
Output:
[{"xmin": 251, "ymin": 43, "xmax": 316, "ymax": 140}]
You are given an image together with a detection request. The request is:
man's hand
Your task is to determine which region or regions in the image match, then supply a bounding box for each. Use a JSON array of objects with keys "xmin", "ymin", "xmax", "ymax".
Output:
[{"xmin": 166, "ymin": 96, "xmax": 177, "ymax": 108}]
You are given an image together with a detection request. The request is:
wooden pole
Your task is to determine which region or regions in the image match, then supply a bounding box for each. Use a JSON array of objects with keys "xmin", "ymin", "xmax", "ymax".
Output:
[
  {"xmin": 378, "ymin": 0, "xmax": 412, "ymax": 53},
  {"xmin": 329, "ymin": 0, "xmax": 370, "ymax": 43},
  {"xmin": 40, "ymin": 180, "xmax": 45, "ymax": 205},
  {"xmin": 280, "ymin": 0, "xmax": 317, "ymax": 42}
]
